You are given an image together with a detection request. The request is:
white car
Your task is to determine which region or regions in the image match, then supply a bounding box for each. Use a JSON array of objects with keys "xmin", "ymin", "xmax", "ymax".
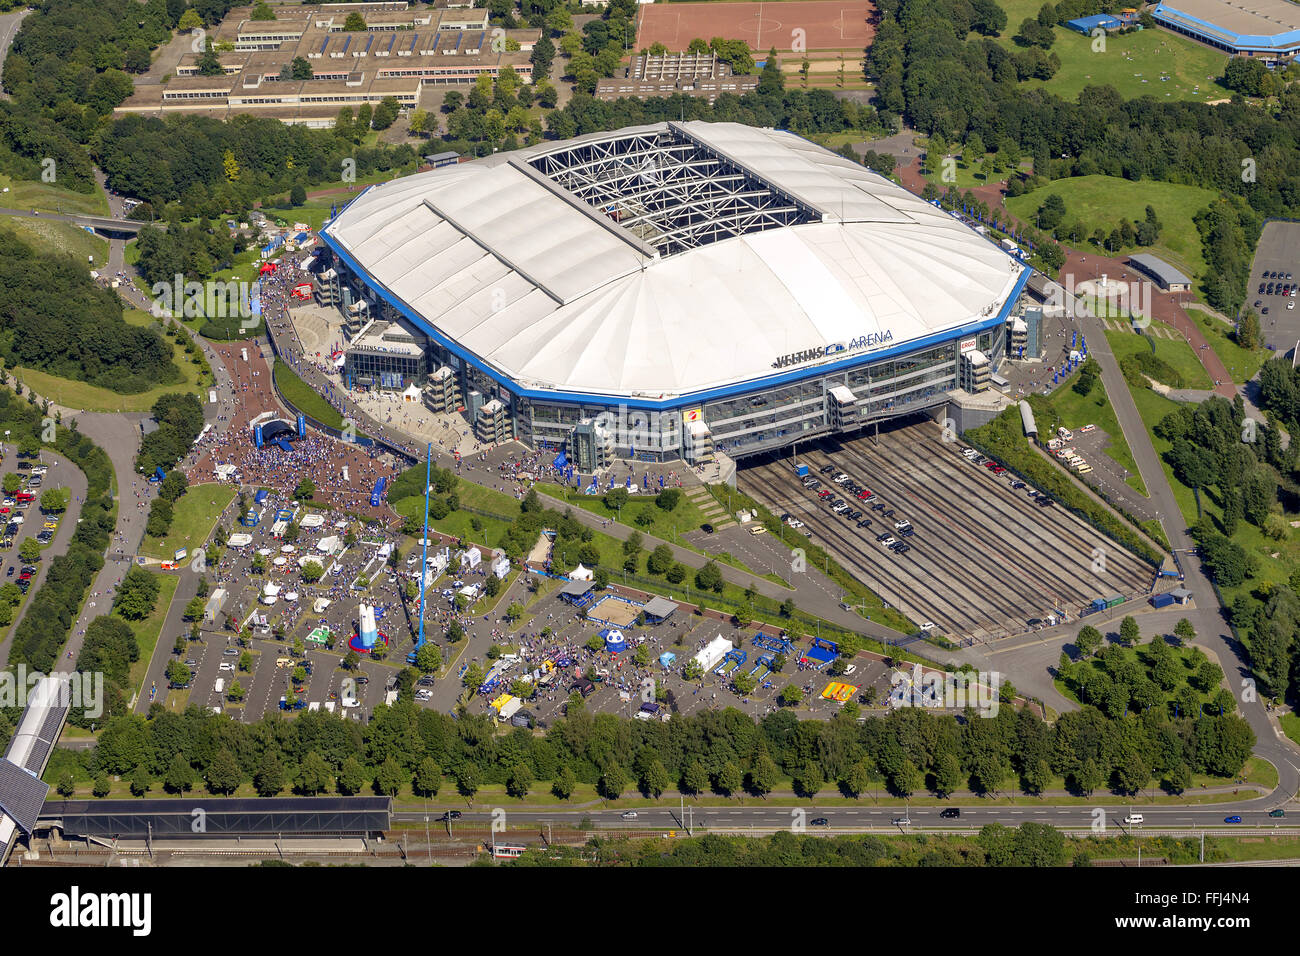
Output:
[
  {"xmin": 833, "ymin": 474, "xmax": 850, "ymax": 484},
  {"xmin": 880, "ymin": 537, "xmax": 897, "ymax": 548},
  {"xmin": 962, "ymin": 448, "xmax": 979, "ymax": 459},
  {"xmin": 919, "ymin": 622, "xmax": 935, "ymax": 632},
  {"xmin": 341, "ymin": 697, "xmax": 361, "ymax": 709},
  {"xmin": 844, "ymin": 664, "xmax": 857, "ymax": 676},
  {"xmin": 415, "ymin": 689, "xmax": 433, "ymax": 701},
  {"xmin": 788, "ymin": 519, "xmax": 804, "ymax": 529},
  {"xmin": 218, "ymin": 662, "xmax": 235, "ymax": 672}
]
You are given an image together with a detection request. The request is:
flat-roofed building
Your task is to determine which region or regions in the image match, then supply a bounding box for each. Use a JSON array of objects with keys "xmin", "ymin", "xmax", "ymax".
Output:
[{"xmin": 122, "ymin": 3, "xmax": 535, "ymax": 125}]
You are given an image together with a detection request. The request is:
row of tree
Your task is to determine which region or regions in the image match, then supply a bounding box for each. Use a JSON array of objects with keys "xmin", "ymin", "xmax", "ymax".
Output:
[{"xmin": 67, "ymin": 690, "xmax": 1255, "ymax": 803}]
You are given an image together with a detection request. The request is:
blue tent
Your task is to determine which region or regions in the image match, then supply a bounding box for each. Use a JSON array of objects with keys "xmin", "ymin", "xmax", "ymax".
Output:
[
  {"xmin": 659, "ymin": 651, "xmax": 677, "ymax": 668},
  {"xmin": 600, "ymin": 628, "xmax": 628, "ymax": 653},
  {"xmin": 553, "ymin": 451, "xmax": 568, "ymax": 468}
]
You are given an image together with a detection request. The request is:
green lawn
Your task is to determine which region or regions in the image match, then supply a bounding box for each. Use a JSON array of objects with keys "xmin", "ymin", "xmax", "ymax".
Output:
[
  {"xmin": 1282, "ymin": 712, "xmax": 1300, "ymax": 749},
  {"xmin": 272, "ymin": 358, "xmax": 346, "ymax": 430},
  {"xmin": 1006, "ymin": 26, "xmax": 1230, "ymax": 104},
  {"xmin": 125, "ymin": 573, "xmax": 180, "ymax": 699},
  {"xmin": 141, "ymin": 484, "xmax": 237, "ymax": 560},
  {"xmin": 0, "ymin": 177, "xmax": 110, "ymax": 216},
  {"xmin": 11, "ymin": 310, "xmax": 211, "ymax": 413},
  {"xmin": 1191, "ymin": 311, "xmax": 1267, "ymax": 384},
  {"xmin": 1105, "ymin": 322, "xmax": 1214, "ymax": 390},
  {"xmin": 1005, "ymin": 174, "xmax": 1219, "ymax": 282},
  {"xmin": 534, "ymin": 482, "xmax": 786, "ymax": 583}
]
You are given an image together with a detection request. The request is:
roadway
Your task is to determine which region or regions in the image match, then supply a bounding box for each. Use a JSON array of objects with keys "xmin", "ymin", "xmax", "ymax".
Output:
[
  {"xmin": 0, "ymin": 206, "xmax": 145, "ymax": 235},
  {"xmin": 1074, "ymin": 279, "xmax": 1300, "ymax": 803},
  {"xmin": 395, "ymin": 798, "xmax": 1298, "ymax": 835}
]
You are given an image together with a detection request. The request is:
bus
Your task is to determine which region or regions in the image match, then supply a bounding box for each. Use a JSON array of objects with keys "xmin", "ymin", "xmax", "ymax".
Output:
[{"xmin": 489, "ymin": 843, "xmax": 527, "ymax": 859}]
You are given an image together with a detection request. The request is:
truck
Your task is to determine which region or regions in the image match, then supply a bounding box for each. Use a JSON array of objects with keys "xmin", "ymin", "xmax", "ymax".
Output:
[
  {"xmin": 796, "ymin": 464, "xmax": 810, "ymax": 478},
  {"xmin": 496, "ymin": 696, "xmax": 522, "ymax": 721},
  {"xmin": 1150, "ymin": 592, "xmax": 1176, "ymax": 609}
]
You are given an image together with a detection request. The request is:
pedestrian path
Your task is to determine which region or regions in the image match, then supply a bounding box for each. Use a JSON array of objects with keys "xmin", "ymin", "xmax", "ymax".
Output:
[{"xmin": 686, "ymin": 486, "xmax": 734, "ymax": 529}]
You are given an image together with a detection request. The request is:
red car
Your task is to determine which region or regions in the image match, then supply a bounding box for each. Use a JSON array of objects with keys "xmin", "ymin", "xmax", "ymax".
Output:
[
  {"xmin": 983, "ymin": 460, "xmax": 997, "ymax": 469},
  {"xmin": 18, "ymin": 572, "xmax": 32, "ymax": 581},
  {"xmin": 817, "ymin": 490, "xmax": 832, "ymax": 499},
  {"xmin": 992, "ymin": 465, "xmax": 1006, "ymax": 475}
]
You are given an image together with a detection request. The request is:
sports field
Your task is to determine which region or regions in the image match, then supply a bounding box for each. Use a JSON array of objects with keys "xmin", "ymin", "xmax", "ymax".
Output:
[{"xmin": 635, "ymin": 0, "xmax": 874, "ymax": 52}]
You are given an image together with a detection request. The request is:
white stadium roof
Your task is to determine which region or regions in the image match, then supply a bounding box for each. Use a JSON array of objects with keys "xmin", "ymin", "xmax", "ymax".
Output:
[{"xmin": 322, "ymin": 121, "xmax": 1025, "ymax": 401}]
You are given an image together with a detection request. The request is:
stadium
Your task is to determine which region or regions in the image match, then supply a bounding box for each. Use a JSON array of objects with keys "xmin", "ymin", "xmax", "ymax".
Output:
[{"xmin": 317, "ymin": 121, "xmax": 1030, "ymax": 466}]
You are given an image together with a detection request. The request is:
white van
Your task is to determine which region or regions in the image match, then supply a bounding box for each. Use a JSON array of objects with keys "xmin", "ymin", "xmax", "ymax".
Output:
[
  {"xmin": 214, "ymin": 678, "xmax": 225, "ymax": 694},
  {"xmin": 1123, "ymin": 813, "xmax": 1144, "ymax": 825}
]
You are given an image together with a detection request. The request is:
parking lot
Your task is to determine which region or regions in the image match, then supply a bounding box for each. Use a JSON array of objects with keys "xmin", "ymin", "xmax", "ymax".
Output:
[
  {"xmin": 1248, "ymin": 220, "xmax": 1300, "ymax": 352},
  {"xmin": 737, "ymin": 417, "xmax": 1155, "ymax": 642}
]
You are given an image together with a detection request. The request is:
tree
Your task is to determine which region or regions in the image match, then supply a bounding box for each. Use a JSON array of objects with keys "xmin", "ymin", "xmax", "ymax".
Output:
[
  {"xmin": 780, "ymin": 684, "xmax": 803, "ymax": 707},
  {"xmin": 343, "ymin": 12, "xmax": 367, "ymax": 31},
  {"xmin": 552, "ymin": 765, "xmax": 577, "ymax": 800},
  {"xmin": 297, "ymin": 751, "xmax": 332, "ymax": 796},
  {"xmin": 843, "ymin": 758, "xmax": 872, "ymax": 798},
  {"xmin": 336, "ymin": 757, "xmax": 366, "ymax": 796},
  {"xmin": 695, "ymin": 561, "xmax": 724, "ymax": 593},
  {"xmin": 414, "ymin": 642, "xmax": 442, "ymax": 674},
  {"xmin": 92, "ymin": 775, "xmax": 111, "ymax": 798},
  {"xmin": 414, "ymin": 758, "xmax": 442, "ymax": 797},
  {"xmin": 748, "ymin": 754, "xmax": 779, "ymax": 797},
  {"xmin": 893, "ymin": 759, "xmax": 923, "ymax": 798},
  {"xmin": 1118, "ymin": 616, "xmax": 1140, "ymax": 646},
  {"xmin": 374, "ymin": 756, "xmax": 405, "ymax": 796},
  {"xmin": 1075, "ymin": 625, "xmax": 1103, "ymax": 657},
  {"xmin": 207, "ymin": 749, "xmax": 241, "ymax": 795},
  {"xmin": 598, "ymin": 763, "xmax": 628, "ymax": 800},
  {"xmin": 40, "ymin": 487, "xmax": 68, "ymax": 513},
  {"xmin": 1173, "ymin": 618, "xmax": 1196, "ymax": 646},
  {"xmin": 1073, "ymin": 757, "xmax": 1104, "ymax": 797},
  {"xmin": 457, "ymin": 763, "xmax": 480, "ymax": 800},
  {"xmin": 715, "ymin": 761, "xmax": 743, "ymax": 796},
  {"xmin": 934, "ymin": 751, "xmax": 963, "ymax": 797},
  {"xmin": 635, "ymin": 758, "xmax": 668, "ymax": 798},
  {"xmin": 254, "ymin": 752, "xmax": 285, "ymax": 796},
  {"xmin": 178, "ymin": 8, "xmax": 203, "ymax": 31},
  {"xmin": 371, "ymin": 96, "xmax": 401, "ymax": 132},
  {"xmin": 505, "ymin": 762, "xmax": 533, "ymax": 798},
  {"xmin": 300, "ymin": 561, "xmax": 324, "ymax": 584},
  {"xmin": 18, "ymin": 538, "xmax": 41, "ymax": 565},
  {"xmin": 289, "ymin": 184, "xmax": 306, "ymax": 206},
  {"xmin": 681, "ymin": 759, "xmax": 709, "ymax": 796},
  {"xmin": 162, "ymin": 753, "xmax": 194, "ymax": 793},
  {"xmin": 226, "ymin": 679, "xmax": 245, "ymax": 702},
  {"xmin": 129, "ymin": 765, "xmax": 152, "ymax": 796},
  {"xmin": 1023, "ymin": 759, "xmax": 1051, "ymax": 796}
]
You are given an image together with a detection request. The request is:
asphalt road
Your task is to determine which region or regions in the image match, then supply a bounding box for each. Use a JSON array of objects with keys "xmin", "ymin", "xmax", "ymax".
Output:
[{"xmin": 396, "ymin": 799, "xmax": 1298, "ymax": 834}]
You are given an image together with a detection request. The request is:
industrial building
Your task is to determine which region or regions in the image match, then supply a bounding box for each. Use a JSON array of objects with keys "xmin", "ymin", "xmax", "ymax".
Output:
[{"xmin": 316, "ymin": 121, "xmax": 1031, "ymax": 464}]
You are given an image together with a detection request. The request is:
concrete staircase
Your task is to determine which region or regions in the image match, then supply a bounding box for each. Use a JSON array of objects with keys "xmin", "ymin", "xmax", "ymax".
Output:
[{"xmin": 686, "ymin": 485, "xmax": 734, "ymax": 530}]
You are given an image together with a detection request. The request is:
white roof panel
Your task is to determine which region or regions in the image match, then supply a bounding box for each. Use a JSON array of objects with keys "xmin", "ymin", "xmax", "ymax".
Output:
[{"xmin": 324, "ymin": 122, "xmax": 1025, "ymax": 399}]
